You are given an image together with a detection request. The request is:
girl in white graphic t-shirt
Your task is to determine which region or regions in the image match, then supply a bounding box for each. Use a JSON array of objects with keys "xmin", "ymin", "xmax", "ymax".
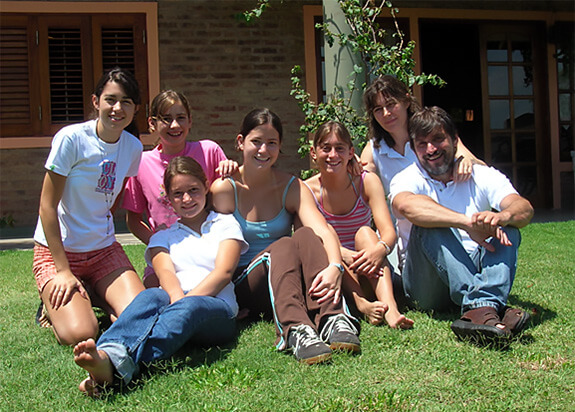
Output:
[{"xmin": 33, "ymin": 67, "xmax": 145, "ymax": 346}]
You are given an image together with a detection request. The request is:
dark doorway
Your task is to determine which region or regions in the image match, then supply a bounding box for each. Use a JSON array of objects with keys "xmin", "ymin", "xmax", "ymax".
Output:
[{"xmin": 420, "ymin": 21, "xmax": 484, "ymax": 159}]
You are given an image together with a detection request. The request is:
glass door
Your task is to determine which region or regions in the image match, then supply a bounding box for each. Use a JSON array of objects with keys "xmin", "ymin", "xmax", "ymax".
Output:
[{"xmin": 480, "ymin": 23, "xmax": 548, "ymax": 207}]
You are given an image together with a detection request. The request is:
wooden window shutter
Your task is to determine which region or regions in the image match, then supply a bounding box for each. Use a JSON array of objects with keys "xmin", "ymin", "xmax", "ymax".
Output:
[
  {"xmin": 0, "ymin": 15, "xmax": 39, "ymax": 136},
  {"xmin": 102, "ymin": 27, "xmax": 136, "ymax": 74},
  {"xmin": 48, "ymin": 27, "xmax": 85, "ymax": 124}
]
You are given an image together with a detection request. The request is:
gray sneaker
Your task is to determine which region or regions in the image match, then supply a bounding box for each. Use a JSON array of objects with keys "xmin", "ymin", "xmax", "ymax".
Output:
[
  {"xmin": 320, "ymin": 314, "xmax": 361, "ymax": 353},
  {"xmin": 287, "ymin": 324, "xmax": 332, "ymax": 365}
]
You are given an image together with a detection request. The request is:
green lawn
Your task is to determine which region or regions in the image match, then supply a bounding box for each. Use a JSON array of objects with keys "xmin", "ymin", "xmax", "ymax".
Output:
[{"xmin": 1, "ymin": 221, "xmax": 573, "ymax": 411}]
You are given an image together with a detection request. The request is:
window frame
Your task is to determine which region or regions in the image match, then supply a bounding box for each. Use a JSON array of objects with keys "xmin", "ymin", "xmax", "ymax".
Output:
[{"xmin": 0, "ymin": 1, "xmax": 159, "ymax": 149}]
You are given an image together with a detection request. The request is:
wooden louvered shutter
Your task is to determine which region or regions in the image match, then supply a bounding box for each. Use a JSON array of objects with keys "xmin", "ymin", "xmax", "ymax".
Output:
[
  {"xmin": 0, "ymin": 13, "xmax": 148, "ymax": 139},
  {"xmin": 47, "ymin": 27, "xmax": 85, "ymax": 124},
  {"xmin": 92, "ymin": 14, "xmax": 148, "ymax": 133},
  {"xmin": 0, "ymin": 15, "xmax": 39, "ymax": 136}
]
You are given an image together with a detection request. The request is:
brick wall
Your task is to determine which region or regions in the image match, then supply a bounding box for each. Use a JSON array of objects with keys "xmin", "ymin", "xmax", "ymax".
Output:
[
  {"xmin": 0, "ymin": 148, "xmax": 49, "ymax": 230},
  {"xmin": 0, "ymin": 0, "xmax": 321, "ymax": 230},
  {"xmin": 157, "ymin": 0, "xmax": 319, "ymax": 167}
]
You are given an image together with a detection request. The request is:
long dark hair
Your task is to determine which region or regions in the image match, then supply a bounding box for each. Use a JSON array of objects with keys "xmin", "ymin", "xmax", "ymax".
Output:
[
  {"xmin": 363, "ymin": 75, "xmax": 420, "ymax": 149},
  {"xmin": 237, "ymin": 108, "xmax": 283, "ymax": 149},
  {"xmin": 93, "ymin": 67, "xmax": 141, "ymax": 137}
]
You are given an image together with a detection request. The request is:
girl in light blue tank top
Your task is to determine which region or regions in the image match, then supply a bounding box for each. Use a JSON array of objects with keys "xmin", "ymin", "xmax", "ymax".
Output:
[
  {"xmin": 210, "ymin": 109, "xmax": 360, "ymax": 364},
  {"xmin": 228, "ymin": 176, "xmax": 296, "ymax": 267}
]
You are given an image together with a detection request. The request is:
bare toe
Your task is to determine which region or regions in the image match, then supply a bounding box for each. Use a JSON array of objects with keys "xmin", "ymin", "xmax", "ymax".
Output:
[{"xmin": 79, "ymin": 377, "xmax": 101, "ymax": 398}]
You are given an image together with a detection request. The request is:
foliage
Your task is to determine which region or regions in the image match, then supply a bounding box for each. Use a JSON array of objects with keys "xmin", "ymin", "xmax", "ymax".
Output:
[
  {"xmin": 241, "ymin": 0, "xmax": 271, "ymax": 22},
  {"xmin": 243, "ymin": 0, "xmax": 446, "ymax": 158},
  {"xmin": 0, "ymin": 214, "xmax": 15, "ymax": 228}
]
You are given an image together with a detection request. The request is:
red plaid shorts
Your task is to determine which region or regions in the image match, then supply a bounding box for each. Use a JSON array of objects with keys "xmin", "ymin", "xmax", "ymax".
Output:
[{"xmin": 33, "ymin": 241, "xmax": 135, "ymax": 293}]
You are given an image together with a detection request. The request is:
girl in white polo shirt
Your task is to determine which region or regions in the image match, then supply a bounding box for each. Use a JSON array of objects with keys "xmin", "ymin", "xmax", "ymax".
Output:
[{"xmin": 72, "ymin": 156, "xmax": 247, "ymax": 396}]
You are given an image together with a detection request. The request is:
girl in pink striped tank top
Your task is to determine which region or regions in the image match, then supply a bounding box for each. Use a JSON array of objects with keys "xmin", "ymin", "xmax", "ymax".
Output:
[{"xmin": 305, "ymin": 121, "xmax": 413, "ymax": 329}]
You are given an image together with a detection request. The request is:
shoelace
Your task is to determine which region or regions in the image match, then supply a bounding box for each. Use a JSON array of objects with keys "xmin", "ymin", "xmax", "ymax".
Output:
[
  {"xmin": 292, "ymin": 325, "xmax": 322, "ymax": 350},
  {"xmin": 320, "ymin": 314, "xmax": 358, "ymax": 340}
]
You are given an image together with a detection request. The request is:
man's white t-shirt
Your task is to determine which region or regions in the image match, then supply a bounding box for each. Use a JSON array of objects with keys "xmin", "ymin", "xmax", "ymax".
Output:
[{"xmin": 389, "ymin": 163, "xmax": 518, "ymax": 266}]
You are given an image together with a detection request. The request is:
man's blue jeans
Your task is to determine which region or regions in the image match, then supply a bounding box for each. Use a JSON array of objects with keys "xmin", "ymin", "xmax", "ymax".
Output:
[
  {"xmin": 97, "ymin": 288, "xmax": 236, "ymax": 384},
  {"xmin": 402, "ymin": 225, "xmax": 520, "ymax": 314}
]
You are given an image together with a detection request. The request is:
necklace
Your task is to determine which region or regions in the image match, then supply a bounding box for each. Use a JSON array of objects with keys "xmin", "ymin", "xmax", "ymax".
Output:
[{"xmin": 97, "ymin": 137, "xmax": 121, "ymax": 236}]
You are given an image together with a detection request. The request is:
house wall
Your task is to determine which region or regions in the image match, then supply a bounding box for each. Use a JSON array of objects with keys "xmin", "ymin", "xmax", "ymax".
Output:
[{"xmin": 0, "ymin": 0, "xmax": 322, "ymax": 230}]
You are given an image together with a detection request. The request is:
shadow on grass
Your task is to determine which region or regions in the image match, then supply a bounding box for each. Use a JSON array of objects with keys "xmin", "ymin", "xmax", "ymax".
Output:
[{"xmin": 87, "ymin": 312, "xmax": 242, "ymax": 401}]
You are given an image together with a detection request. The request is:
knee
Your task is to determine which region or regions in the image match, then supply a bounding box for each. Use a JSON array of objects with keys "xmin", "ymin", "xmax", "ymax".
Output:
[
  {"xmin": 504, "ymin": 226, "xmax": 521, "ymax": 246},
  {"xmin": 54, "ymin": 318, "xmax": 99, "ymax": 346},
  {"xmin": 291, "ymin": 226, "xmax": 316, "ymax": 242},
  {"xmin": 269, "ymin": 235, "xmax": 297, "ymax": 256},
  {"xmin": 354, "ymin": 226, "xmax": 376, "ymax": 248},
  {"xmin": 138, "ymin": 288, "xmax": 170, "ymax": 307}
]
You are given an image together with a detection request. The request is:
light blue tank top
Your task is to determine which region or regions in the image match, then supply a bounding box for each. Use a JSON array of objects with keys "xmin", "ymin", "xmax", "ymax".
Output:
[{"xmin": 229, "ymin": 176, "xmax": 296, "ymax": 267}]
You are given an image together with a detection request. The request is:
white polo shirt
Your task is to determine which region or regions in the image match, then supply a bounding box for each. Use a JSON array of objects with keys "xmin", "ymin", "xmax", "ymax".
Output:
[
  {"xmin": 389, "ymin": 163, "xmax": 518, "ymax": 266},
  {"xmin": 145, "ymin": 211, "xmax": 249, "ymax": 316},
  {"xmin": 370, "ymin": 139, "xmax": 418, "ymax": 195}
]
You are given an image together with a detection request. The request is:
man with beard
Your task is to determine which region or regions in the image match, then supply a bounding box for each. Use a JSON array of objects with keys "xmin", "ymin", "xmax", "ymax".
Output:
[{"xmin": 389, "ymin": 106, "xmax": 534, "ymax": 345}]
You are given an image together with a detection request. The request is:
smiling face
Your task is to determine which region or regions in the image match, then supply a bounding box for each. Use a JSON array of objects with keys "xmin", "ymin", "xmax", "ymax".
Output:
[
  {"xmin": 167, "ymin": 173, "xmax": 208, "ymax": 223},
  {"xmin": 150, "ymin": 102, "xmax": 191, "ymax": 154},
  {"xmin": 372, "ymin": 93, "xmax": 410, "ymax": 140},
  {"xmin": 238, "ymin": 122, "xmax": 281, "ymax": 169},
  {"xmin": 92, "ymin": 81, "xmax": 137, "ymax": 142},
  {"xmin": 312, "ymin": 132, "xmax": 354, "ymax": 174},
  {"xmin": 413, "ymin": 127, "xmax": 457, "ymax": 182}
]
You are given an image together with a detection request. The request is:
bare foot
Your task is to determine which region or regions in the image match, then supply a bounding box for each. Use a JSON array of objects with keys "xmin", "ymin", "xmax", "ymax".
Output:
[
  {"xmin": 35, "ymin": 303, "xmax": 52, "ymax": 329},
  {"xmin": 356, "ymin": 298, "xmax": 388, "ymax": 325},
  {"xmin": 73, "ymin": 338, "xmax": 114, "ymax": 395},
  {"xmin": 78, "ymin": 377, "xmax": 102, "ymax": 398},
  {"xmin": 384, "ymin": 308, "xmax": 414, "ymax": 329}
]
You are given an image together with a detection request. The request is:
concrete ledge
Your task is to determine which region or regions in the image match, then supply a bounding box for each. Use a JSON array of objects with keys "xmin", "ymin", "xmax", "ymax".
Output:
[{"xmin": 0, "ymin": 233, "xmax": 142, "ymax": 251}]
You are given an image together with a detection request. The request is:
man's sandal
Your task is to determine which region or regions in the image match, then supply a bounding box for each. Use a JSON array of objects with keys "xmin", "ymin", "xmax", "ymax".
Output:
[
  {"xmin": 451, "ymin": 306, "xmax": 511, "ymax": 345},
  {"xmin": 500, "ymin": 306, "xmax": 530, "ymax": 336}
]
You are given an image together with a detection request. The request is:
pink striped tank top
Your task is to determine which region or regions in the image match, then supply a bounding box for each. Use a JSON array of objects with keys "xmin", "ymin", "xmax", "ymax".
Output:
[{"xmin": 306, "ymin": 171, "xmax": 372, "ymax": 249}]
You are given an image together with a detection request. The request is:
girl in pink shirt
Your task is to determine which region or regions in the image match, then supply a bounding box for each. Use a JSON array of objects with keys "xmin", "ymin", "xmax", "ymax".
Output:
[{"xmin": 122, "ymin": 90, "xmax": 237, "ymax": 287}]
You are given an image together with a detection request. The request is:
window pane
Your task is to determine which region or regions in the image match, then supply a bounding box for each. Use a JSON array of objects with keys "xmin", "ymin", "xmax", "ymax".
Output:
[
  {"xmin": 490, "ymin": 100, "xmax": 510, "ymax": 129},
  {"xmin": 516, "ymin": 166, "xmax": 537, "ymax": 197},
  {"xmin": 559, "ymin": 93, "xmax": 572, "ymax": 122},
  {"xmin": 487, "ymin": 41, "xmax": 507, "ymax": 62},
  {"xmin": 557, "ymin": 60, "xmax": 571, "ymax": 90},
  {"xmin": 491, "ymin": 133, "xmax": 512, "ymax": 163},
  {"xmin": 511, "ymin": 40, "xmax": 531, "ymax": 63},
  {"xmin": 559, "ymin": 125, "xmax": 574, "ymax": 162},
  {"xmin": 488, "ymin": 66, "xmax": 509, "ymax": 95},
  {"xmin": 496, "ymin": 165, "xmax": 514, "ymax": 183},
  {"xmin": 48, "ymin": 28, "xmax": 84, "ymax": 123},
  {"xmin": 513, "ymin": 66, "xmax": 533, "ymax": 96},
  {"xmin": 514, "ymin": 99, "xmax": 534, "ymax": 129},
  {"xmin": 516, "ymin": 132, "xmax": 536, "ymax": 162}
]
